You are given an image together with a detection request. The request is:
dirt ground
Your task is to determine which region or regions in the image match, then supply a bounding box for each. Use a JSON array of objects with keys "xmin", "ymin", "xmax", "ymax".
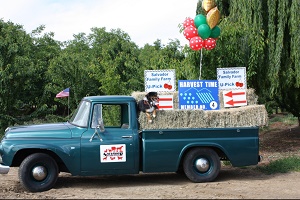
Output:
[{"xmin": 1, "ymin": 117, "xmax": 300, "ymax": 199}]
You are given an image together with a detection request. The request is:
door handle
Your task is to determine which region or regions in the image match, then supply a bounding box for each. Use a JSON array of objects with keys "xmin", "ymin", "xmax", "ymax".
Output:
[{"xmin": 122, "ymin": 135, "xmax": 132, "ymax": 138}]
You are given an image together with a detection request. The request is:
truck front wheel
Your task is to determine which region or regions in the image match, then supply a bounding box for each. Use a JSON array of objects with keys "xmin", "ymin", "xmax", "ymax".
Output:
[
  {"xmin": 183, "ymin": 148, "xmax": 220, "ymax": 182},
  {"xmin": 19, "ymin": 153, "xmax": 59, "ymax": 192}
]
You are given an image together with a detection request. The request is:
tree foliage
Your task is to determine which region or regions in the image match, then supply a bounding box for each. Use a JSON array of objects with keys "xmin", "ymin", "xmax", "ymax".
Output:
[
  {"xmin": 88, "ymin": 27, "xmax": 142, "ymax": 95},
  {"xmin": 190, "ymin": 0, "xmax": 300, "ymax": 124},
  {"xmin": 0, "ymin": 20, "xmax": 35, "ymax": 128},
  {"xmin": 223, "ymin": 0, "xmax": 300, "ymax": 124}
]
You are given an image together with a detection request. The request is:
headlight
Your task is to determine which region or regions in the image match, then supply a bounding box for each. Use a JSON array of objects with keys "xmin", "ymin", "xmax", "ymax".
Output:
[
  {"xmin": 5, "ymin": 127, "xmax": 10, "ymax": 133},
  {"xmin": 0, "ymin": 144, "xmax": 2, "ymax": 163},
  {"xmin": 1, "ymin": 127, "xmax": 10, "ymax": 141},
  {"xmin": 0, "ymin": 142, "xmax": 2, "ymax": 150}
]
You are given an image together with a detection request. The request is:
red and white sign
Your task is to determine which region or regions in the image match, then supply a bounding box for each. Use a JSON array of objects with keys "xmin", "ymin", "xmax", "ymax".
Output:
[
  {"xmin": 223, "ymin": 90, "xmax": 247, "ymax": 108},
  {"xmin": 100, "ymin": 144, "xmax": 126, "ymax": 163},
  {"xmin": 157, "ymin": 95, "xmax": 173, "ymax": 110}
]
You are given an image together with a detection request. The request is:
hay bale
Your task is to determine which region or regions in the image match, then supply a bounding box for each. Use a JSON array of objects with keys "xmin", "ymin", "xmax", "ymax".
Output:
[
  {"xmin": 132, "ymin": 89, "xmax": 268, "ymax": 130},
  {"xmin": 204, "ymin": 105, "xmax": 268, "ymax": 128},
  {"xmin": 138, "ymin": 105, "xmax": 268, "ymax": 129}
]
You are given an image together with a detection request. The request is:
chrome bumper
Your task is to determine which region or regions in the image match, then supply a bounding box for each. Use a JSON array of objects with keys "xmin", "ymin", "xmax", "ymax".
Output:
[{"xmin": 0, "ymin": 164, "xmax": 10, "ymax": 174}]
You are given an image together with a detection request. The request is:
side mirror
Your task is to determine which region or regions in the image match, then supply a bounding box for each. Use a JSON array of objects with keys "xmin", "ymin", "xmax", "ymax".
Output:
[{"xmin": 97, "ymin": 118, "xmax": 105, "ymax": 132}]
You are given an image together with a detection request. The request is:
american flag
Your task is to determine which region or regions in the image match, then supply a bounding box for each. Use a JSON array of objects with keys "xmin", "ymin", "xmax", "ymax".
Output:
[{"xmin": 56, "ymin": 88, "xmax": 70, "ymax": 98}]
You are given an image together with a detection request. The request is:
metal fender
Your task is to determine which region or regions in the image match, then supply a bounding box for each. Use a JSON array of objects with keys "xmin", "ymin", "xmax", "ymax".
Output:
[
  {"xmin": 176, "ymin": 142, "xmax": 230, "ymax": 168},
  {"xmin": 7, "ymin": 142, "xmax": 80, "ymax": 175}
]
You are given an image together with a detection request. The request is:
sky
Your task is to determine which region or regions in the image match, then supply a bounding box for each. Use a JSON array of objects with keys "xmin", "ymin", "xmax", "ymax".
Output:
[{"xmin": 0, "ymin": 0, "xmax": 199, "ymax": 47}]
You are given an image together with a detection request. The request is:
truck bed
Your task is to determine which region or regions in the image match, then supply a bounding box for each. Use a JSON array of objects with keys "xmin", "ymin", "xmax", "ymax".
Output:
[{"xmin": 141, "ymin": 127, "xmax": 259, "ymax": 172}]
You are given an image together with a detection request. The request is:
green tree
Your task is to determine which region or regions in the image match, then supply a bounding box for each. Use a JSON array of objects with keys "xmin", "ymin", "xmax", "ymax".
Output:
[
  {"xmin": 223, "ymin": 0, "xmax": 300, "ymax": 124},
  {"xmin": 0, "ymin": 20, "xmax": 35, "ymax": 129},
  {"xmin": 88, "ymin": 27, "xmax": 142, "ymax": 95},
  {"xmin": 0, "ymin": 21, "xmax": 63, "ymax": 131},
  {"xmin": 139, "ymin": 39, "xmax": 186, "ymax": 86},
  {"xmin": 266, "ymin": 0, "xmax": 300, "ymax": 124},
  {"xmin": 46, "ymin": 32, "xmax": 99, "ymax": 115},
  {"xmin": 28, "ymin": 25, "xmax": 62, "ymax": 117},
  {"xmin": 187, "ymin": 0, "xmax": 300, "ymax": 125}
]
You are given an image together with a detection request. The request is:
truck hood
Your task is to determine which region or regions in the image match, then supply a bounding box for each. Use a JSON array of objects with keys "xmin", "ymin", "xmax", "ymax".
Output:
[{"xmin": 5, "ymin": 122, "xmax": 72, "ymax": 139}]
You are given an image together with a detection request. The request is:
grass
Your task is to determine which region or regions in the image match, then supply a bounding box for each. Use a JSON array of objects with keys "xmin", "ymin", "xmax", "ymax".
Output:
[
  {"xmin": 257, "ymin": 156, "xmax": 300, "ymax": 174},
  {"xmin": 269, "ymin": 113, "xmax": 298, "ymax": 125},
  {"xmin": 260, "ymin": 113, "xmax": 298, "ymax": 133},
  {"xmin": 258, "ymin": 113, "xmax": 300, "ymax": 174}
]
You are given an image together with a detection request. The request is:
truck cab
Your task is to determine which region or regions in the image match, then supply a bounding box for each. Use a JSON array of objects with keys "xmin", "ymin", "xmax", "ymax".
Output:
[{"xmin": 75, "ymin": 96, "xmax": 140, "ymax": 175}]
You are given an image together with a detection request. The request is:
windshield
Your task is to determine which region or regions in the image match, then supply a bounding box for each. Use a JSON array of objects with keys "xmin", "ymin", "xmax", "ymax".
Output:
[{"xmin": 69, "ymin": 100, "xmax": 91, "ymax": 127}]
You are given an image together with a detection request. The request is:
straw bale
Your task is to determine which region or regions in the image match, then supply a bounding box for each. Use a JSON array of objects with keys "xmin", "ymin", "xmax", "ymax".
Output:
[
  {"xmin": 132, "ymin": 89, "xmax": 268, "ymax": 130},
  {"xmin": 138, "ymin": 105, "xmax": 268, "ymax": 130}
]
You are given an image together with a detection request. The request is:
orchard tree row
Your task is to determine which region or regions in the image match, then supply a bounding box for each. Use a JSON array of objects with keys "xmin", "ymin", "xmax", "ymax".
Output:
[{"xmin": 0, "ymin": 0, "xmax": 299, "ymax": 132}]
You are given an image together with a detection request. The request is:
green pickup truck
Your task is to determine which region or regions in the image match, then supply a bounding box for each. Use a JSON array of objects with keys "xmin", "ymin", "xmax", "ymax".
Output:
[{"xmin": 0, "ymin": 95, "xmax": 261, "ymax": 192}]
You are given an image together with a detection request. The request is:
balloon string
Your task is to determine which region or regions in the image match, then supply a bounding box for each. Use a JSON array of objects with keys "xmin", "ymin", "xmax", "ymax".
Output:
[{"xmin": 199, "ymin": 48, "xmax": 203, "ymax": 80}]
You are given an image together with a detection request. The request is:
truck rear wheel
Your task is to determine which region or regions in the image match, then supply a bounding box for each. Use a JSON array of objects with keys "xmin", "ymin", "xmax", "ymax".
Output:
[
  {"xmin": 183, "ymin": 148, "xmax": 220, "ymax": 182},
  {"xmin": 19, "ymin": 153, "xmax": 59, "ymax": 192}
]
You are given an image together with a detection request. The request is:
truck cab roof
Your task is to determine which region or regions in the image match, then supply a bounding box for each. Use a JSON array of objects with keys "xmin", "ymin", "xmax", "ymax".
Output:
[{"xmin": 82, "ymin": 95, "xmax": 136, "ymax": 103}]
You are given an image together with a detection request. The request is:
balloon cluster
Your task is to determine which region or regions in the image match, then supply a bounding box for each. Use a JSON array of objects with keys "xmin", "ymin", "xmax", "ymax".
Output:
[{"xmin": 183, "ymin": 0, "xmax": 221, "ymax": 51}]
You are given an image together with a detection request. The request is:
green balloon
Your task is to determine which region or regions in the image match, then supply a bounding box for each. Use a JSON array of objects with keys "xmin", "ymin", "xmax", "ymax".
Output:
[
  {"xmin": 197, "ymin": 24, "xmax": 211, "ymax": 40},
  {"xmin": 210, "ymin": 26, "xmax": 221, "ymax": 38},
  {"xmin": 194, "ymin": 14, "xmax": 207, "ymax": 28}
]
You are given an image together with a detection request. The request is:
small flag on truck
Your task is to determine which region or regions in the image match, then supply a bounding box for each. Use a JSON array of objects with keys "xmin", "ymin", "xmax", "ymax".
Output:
[{"xmin": 156, "ymin": 95, "xmax": 173, "ymax": 110}]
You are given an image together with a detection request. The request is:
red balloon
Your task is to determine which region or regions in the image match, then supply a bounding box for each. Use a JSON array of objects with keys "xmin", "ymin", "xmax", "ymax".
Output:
[
  {"xmin": 189, "ymin": 36, "xmax": 204, "ymax": 51},
  {"xmin": 204, "ymin": 38, "xmax": 216, "ymax": 50},
  {"xmin": 183, "ymin": 17, "xmax": 195, "ymax": 28},
  {"xmin": 184, "ymin": 26, "xmax": 198, "ymax": 40}
]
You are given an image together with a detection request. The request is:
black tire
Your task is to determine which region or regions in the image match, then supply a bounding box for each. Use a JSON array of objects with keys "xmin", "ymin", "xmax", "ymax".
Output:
[
  {"xmin": 183, "ymin": 148, "xmax": 220, "ymax": 183},
  {"xmin": 19, "ymin": 153, "xmax": 59, "ymax": 192}
]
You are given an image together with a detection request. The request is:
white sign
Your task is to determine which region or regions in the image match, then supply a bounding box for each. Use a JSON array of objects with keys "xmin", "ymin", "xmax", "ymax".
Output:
[
  {"xmin": 100, "ymin": 144, "xmax": 126, "ymax": 163},
  {"xmin": 217, "ymin": 67, "xmax": 247, "ymax": 90},
  {"xmin": 157, "ymin": 95, "xmax": 173, "ymax": 110},
  {"xmin": 223, "ymin": 90, "xmax": 247, "ymax": 108},
  {"xmin": 144, "ymin": 69, "xmax": 176, "ymax": 92}
]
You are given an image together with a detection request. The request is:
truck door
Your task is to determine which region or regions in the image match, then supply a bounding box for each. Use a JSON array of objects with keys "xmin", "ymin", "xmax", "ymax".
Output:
[{"xmin": 80, "ymin": 103, "xmax": 136, "ymax": 175}]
